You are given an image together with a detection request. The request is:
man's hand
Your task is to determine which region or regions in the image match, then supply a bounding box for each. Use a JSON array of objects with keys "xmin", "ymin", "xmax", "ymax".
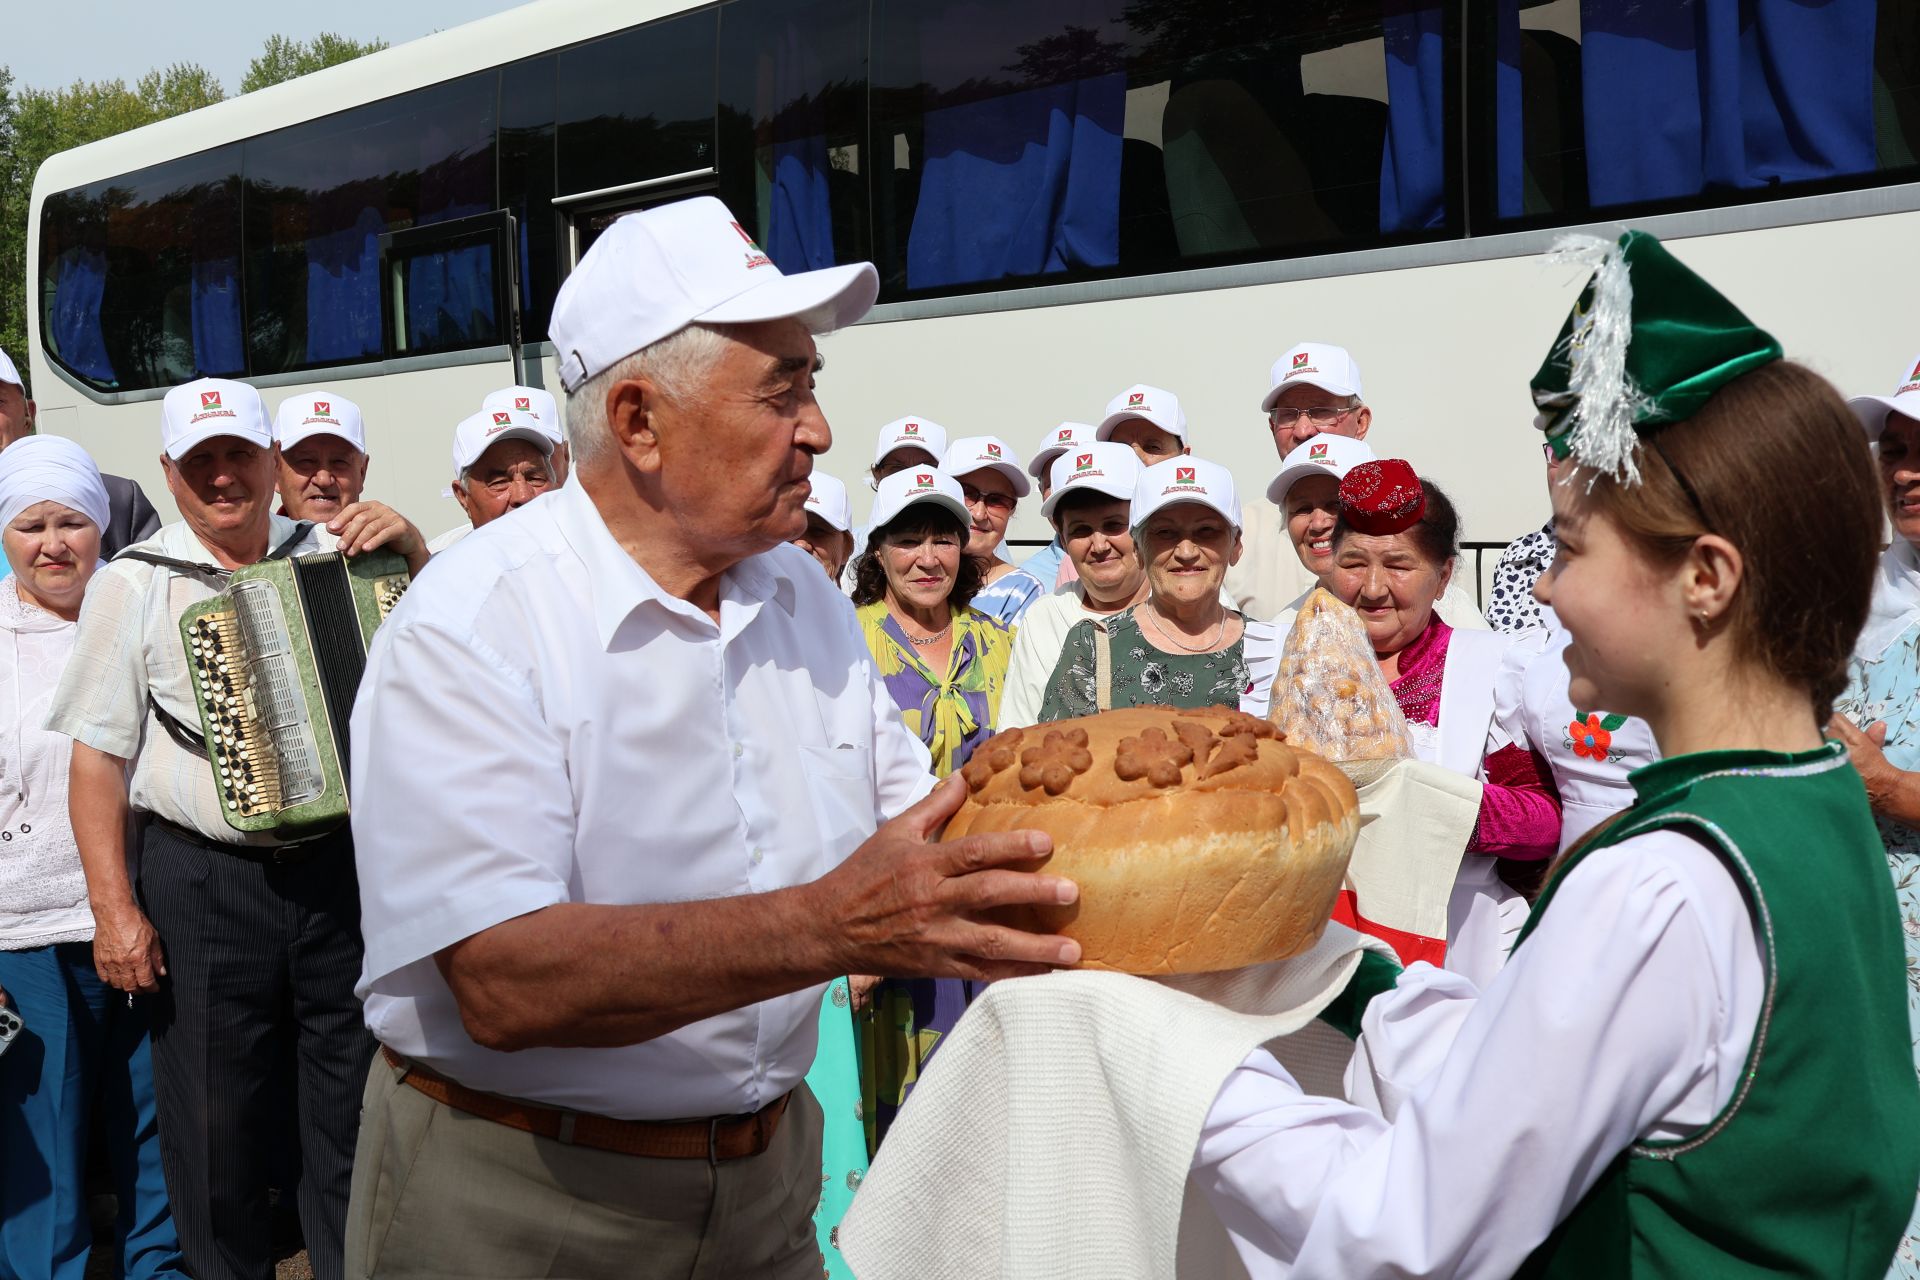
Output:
[
  {"xmin": 92, "ymin": 903, "xmax": 166, "ymax": 994},
  {"xmin": 329, "ymin": 501, "xmax": 429, "ymax": 575},
  {"xmin": 811, "ymin": 775, "xmax": 1081, "ymax": 983}
]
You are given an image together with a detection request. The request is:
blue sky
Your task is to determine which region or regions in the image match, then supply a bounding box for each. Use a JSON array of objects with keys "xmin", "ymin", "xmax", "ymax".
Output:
[{"xmin": 9, "ymin": 0, "xmax": 536, "ymax": 93}]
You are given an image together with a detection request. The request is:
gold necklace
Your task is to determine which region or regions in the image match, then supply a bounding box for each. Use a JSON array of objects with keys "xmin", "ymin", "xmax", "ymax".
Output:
[{"xmin": 1142, "ymin": 604, "xmax": 1225, "ymax": 653}]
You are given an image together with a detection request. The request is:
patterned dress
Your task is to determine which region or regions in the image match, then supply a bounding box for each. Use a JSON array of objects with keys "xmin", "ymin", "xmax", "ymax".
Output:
[
  {"xmin": 852, "ymin": 600, "xmax": 1012, "ymax": 1155},
  {"xmin": 1035, "ymin": 607, "xmax": 1255, "ymax": 720},
  {"xmin": 1836, "ymin": 615, "xmax": 1920, "ymax": 1278},
  {"xmin": 969, "ymin": 565, "xmax": 1048, "ymax": 630}
]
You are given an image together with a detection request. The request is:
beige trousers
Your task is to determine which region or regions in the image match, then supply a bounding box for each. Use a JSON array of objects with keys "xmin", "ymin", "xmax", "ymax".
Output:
[{"xmin": 343, "ymin": 1053, "xmax": 825, "ymax": 1279}]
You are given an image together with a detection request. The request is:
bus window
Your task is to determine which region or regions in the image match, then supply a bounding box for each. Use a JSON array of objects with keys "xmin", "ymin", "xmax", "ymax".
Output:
[
  {"xmin": 1486, "ymin": 0, "xmax": 1919, "ymax": 224},
  {"xmin": 242, "ymin": 72, "xmax": 497, "ymax": 376},
  {"xmin": 38, "ymin": 145, "xmax": 244, "ymax": 392},
  {"xmin": 500, "ymin": 55, "xmax": 560, "ymax": 343},
  {"xmin": 556, "ymin": 13, "xmax": 717, "ymax": 199},
  {"xmin": 716, "ymin": 0, "xmax": 869, "ymax": 276},
  {"xmin": 868, "ymin": 0, "xmax": 1456, "ymax": 298}
]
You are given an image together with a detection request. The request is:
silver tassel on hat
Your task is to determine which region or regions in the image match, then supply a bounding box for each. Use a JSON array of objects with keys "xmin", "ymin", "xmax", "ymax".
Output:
[{"xmin": 1546, "ymin": 234, "xmax": 1649, "ymax": 486}]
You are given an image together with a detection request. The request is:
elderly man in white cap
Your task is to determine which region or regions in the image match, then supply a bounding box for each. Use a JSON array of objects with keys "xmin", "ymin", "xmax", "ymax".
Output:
[
  {"xmin": 482, "ymin": 384, "xmax": 569, "ymax": 483},
  {"xmin": 343, "ymin": 196, "xmax": 1078, "ymax": 1278},
  {"xmin": 1227, "ymin": 341, "xmax": 1486, "ymax": 629},
  {"xmin": 273, "ymin": 391, "xmax": 429, "ymax": 576},
  {"xmin": 792, "ymin": 471, "xmax": 855, "ymax": 581},
  {"xmin": 1015, "ymin": 421, "xmax": 1094, "ymax": 588},
  {"xmin": 0, "ymin": 345, "xmax": 160, "ymax": 560},
  {"xmin": 423, "ymin": 408, "xmax": 558, "ymax": 555},
  {"xmin": 944, "ymin": 433, "xmax": 1046, "ymax": 626},
  {"xmin": 46, "ymin": 376, "xmax": 415, "ymax": 1280},
  {"xmin": 999, "ymin": 442, "xmax": 1149, "ymax": 728},
  {"xmin": 1096, "ymin": 383, "xmax": 1190, "ymax": 466}
]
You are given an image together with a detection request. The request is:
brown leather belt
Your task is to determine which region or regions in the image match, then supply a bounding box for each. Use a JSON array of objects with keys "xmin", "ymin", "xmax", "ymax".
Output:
[{"xmin": 381, "ymin": 1046, "xmax": 790, "ymax": 1161}]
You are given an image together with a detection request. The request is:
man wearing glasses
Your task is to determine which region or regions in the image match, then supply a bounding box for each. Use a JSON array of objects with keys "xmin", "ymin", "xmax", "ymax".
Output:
[{"xmin": 1226, "ymin": 342, "xmax": 1488, "ymax": 629}]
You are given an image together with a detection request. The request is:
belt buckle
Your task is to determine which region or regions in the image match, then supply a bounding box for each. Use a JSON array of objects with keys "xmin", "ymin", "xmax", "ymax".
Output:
[{"xmin": 707, "ymin": 1114, "xmax": 723, "ymax": 1165}]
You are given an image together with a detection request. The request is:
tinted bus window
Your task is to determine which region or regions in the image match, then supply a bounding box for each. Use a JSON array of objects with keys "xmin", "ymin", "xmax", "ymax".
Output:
[
  {"xmin": 243, "ymin": 73, "xmax": 497, "ymax": 375},
  {"xmin": 1484, "ymin": 0, "xmax": 1920, "ymax": 224},
  {"xmin": 501, "ymin": 55, "xmax": 561, "ymax": 342},
  {"xmin": 556, "ymin": 13, "xmax": 718, "ymax": 197},
  {"xmin": 39, "ymin": 145, "xmax": 244, "ymax": 392},
  {"xmin": 869, "ymin": 0, "xmax": 1456, "ymax": 297},
  {"xmin": 717, "ymin": 0, "xmax": 869, "ymax": 275}
]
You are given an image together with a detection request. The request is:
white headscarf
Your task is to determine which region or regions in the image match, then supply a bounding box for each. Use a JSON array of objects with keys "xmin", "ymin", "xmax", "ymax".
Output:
[
  {"xmin": 0, "ymin": 435, "xmax": 110, "ymax": 535},
  {"xmin": 1858, "ymin": 536, "xmax": 1920, "ymax": 664}
]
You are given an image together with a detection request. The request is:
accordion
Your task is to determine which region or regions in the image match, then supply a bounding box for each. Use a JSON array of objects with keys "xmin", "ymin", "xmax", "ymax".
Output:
[{"xmin": 180, "ymin": 551, "xmax": 410, "ymax": 839}]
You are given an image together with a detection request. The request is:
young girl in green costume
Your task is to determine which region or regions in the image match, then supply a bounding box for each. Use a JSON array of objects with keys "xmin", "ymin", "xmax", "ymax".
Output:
[{"xmin": 1190, "ymin": 231, "xmax": 1920, "ymax": 1276}]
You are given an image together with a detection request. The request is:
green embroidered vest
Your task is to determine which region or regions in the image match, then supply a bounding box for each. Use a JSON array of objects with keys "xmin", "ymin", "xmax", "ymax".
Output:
[{"xmin": 1512, "ymin": 745, "xmax": 1920, "ymax": 1279}]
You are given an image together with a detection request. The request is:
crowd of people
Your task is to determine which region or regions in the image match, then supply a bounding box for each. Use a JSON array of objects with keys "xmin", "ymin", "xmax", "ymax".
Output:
[{"xmin": 0, "ymin": 193, "xmax": 1915, "ymax": 1280}]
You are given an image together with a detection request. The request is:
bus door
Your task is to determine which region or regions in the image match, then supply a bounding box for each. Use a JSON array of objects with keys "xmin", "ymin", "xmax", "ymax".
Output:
[{"xmin": 380, "ymin": 209, "xmax": 525, "ymax": 383}]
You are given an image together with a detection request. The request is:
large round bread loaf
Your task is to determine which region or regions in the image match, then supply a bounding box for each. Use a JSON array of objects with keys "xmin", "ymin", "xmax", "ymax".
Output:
[{"xmin": 948, "ymin": 706, "xmax": 1359, "ymax": 975}]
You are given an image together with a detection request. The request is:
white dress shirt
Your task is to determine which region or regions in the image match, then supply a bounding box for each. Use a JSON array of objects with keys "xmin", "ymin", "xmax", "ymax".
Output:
[
  {"xmin": 1193, "ymin": 827, "xmax": 1763, "ymax": 1277},
  {"xmin": 46, "ymin": 515, "xmax": 336, "ymax": 845},
  {"xmin": 350, "ymin": 478, "xmax": 935, "ymax": 1121}
]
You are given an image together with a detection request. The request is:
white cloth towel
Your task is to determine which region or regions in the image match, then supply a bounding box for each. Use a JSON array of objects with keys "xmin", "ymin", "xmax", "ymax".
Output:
[{"xmin": 840, "ymin": 922, "xmax": 1391, "ymax": 1280}]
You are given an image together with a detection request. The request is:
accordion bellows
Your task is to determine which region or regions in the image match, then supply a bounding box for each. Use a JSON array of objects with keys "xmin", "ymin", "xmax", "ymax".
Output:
[{"xmin": 181, "ymin": 551, "xmax": 409, "ymax": 838}]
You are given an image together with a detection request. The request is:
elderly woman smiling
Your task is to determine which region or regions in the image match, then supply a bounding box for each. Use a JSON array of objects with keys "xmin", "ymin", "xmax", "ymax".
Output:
[
  {"xmin": 1327, "ymin": 460, "xmax": 1560, "ymax": 984},
  {"xmin": 0, "ymin": 437, "xmax": 182, "ymax": 1279},
  {"xmin": 1037, "ymin": 456, "xmax": 1277, "ymax": 719}
]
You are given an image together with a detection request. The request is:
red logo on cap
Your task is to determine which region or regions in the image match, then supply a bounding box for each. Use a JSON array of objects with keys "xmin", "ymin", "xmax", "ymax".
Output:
[
  {"xmin": 1292, "ymin": 352, "xmax": 1310, "ymax": 369},
  {"xmin": 1075, "ymin": 453, "xmax": 1094, "ymax": 470},
  {"xmin": 1911, "ymin": 359, "xmax": 1920, "ymax": 381},
  {"xmin": 915, "ymin": 473, "xmax": 933, "ymax": 487},
  {"xmin": 1176, "ymin": 467, "xmax": 1196, "ymax": 484},
  {"xmin": 1309, "ymin": 443, "xmax": 1329, "ymax": 460},
  {"xmin": 1057, "ymin": 427, "xmax": 1073, "ymax": 441},
  {"xmin": 201, "ymin": 391, "xmax": 222, "ymax": 410},
  {"xmin": 986, "ymin": 443, "xmax": 1001, "ymax": 457},
  {"xmin": 903, "ymin": 423, "xmax": 919, "ymax": 435},
  {"xmin": 492, "ymin": 412, "xmax": 512, "ymax": 426},
  {"xmin": 730, "ymin": 221, "xmax": 773, "ymax": 269},
  {"xmin": 1128, "ymin": 393, "xmax": 1145, "ymax": 407},
  {"xmin": 515, "ymin": 396, "xmax": 531, "ymax": 411},
  {"xmin": 313, "ymin": 400, "xmax": 330, "ymax": 416},
  {"xmin": 732, "ymin": 221, "xmax": 756, "ymax": 245}
]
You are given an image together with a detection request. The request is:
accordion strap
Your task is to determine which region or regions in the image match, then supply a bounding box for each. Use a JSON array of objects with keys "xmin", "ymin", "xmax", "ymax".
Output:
[
  {"xmin": 112, "ymin": 522, "xmax": 316, "ymax": 579},
  {"xmin": 150, "ymin": 694, "xmax": 208, "ymax": 758}
]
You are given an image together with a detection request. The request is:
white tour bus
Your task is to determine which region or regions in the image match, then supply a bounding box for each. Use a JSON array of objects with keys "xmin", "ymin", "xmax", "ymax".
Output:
[{"xmin": 26, "ymin": 0, "xmax": 1920, "ymax": 591}]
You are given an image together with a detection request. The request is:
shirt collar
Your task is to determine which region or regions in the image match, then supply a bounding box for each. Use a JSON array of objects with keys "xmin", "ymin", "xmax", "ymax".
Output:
[{"xmin": 548, "ymin": 476, "xmax": 800, "ymax": 650}]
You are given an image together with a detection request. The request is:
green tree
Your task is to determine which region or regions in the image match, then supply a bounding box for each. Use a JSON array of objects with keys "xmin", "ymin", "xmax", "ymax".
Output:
[{"xmin": 241, "ymin": 32, "xmax": 389, "ymax": 94}]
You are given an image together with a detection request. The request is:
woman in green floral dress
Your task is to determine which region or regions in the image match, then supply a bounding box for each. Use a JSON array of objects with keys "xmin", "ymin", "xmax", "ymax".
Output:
[{"xmin": 1037, "ymin": 456, "xmax": 1278, "ymax": 721}]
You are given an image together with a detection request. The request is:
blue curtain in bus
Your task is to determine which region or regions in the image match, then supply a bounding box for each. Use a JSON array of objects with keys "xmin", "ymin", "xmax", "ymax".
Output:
[
  {"xmin": 190, "ymin": 256, "xmax": 244, "ymax": 376},
  {"xmin": 305, "ymin": 207, "xmax": 385, "ymax": 364},
  {"xmin": 1579, "ymin": 0, "xmax": 1877, "ymax": 206},
  {"xmin": 758, "ymin": 22, "xmax": 837, "ymax": 272},
  {"xmin": 406, "ymin": 245, "xmax": 496, "ymax": 350},
  {"xmin": 907, "ymin": 73, "xmax": 1124, "ymax": 289},
  {"xmin": 1380, "ymin": 0, "xmax": 1449, "ymax": 233},
  {"xmin": 49, "ymin": 250, "xmax": 113, "ymax": 384}
]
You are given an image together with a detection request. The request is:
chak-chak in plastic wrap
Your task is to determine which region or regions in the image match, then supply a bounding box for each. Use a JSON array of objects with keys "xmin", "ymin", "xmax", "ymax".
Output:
[{"xmin": 1268, "ymin": 588, "xmax": 1414, "ymax": 762}]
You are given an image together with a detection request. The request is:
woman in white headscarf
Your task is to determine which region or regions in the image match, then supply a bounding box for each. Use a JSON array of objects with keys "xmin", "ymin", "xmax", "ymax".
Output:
[{"xmin": 0, "ymin": 436, "xmax": 184, "ymax": 1279}]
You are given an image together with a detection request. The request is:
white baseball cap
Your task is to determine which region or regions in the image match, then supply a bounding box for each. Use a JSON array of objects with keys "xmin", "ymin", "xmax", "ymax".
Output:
[
  {"xmin": 871, "ymin": 416, "xmax": 948, "ymax": 467},
  {"xmin": 482, "ymin": 386, "xmax": 563, "ymax": 444},
  {"xmin": 868, "ymin": 467, "xmax": 970, "ymax": 532},
  {"xmin": 0, "ymin": 347, "xmax": 21, "ymax": 390},
  {"xmin": 942, "ymin": 435, "xmax": 1031, "ymax": 498},
  {"xmin": 803, "ymin": 472, "xmax": 852, "ymax": 532},
  {"xmin": 274, "ymin": 391, "xmax": 366, "ymax": 454},
  {"xmin": 1029, "ymin": 421, "xmax": 1094, "ymax": 479},
  {"xmin": 1096, "ymin": 384, "xmax": 1188, "ymax": 444},
  {"xmin": 1265, "ymin": 435, "xmax": 1377, "ymax": 505},
  {"xmin": 1040, "ymin": 441, "xmax": 1142, "ymax": 520},
  {"xmin": 548, "ymin": 195, "xmax": 878, "ymax": 394},
  {"xmin": 1262, "ymin": 342, "xmax": 1364, "ymax": 410},
  {"xmin": 162, "ymin": 378, "xmax": 272, "ymax": 460},
  {"xmin": 1849, "ymin": 352, "xmax": 1920, "ymax": 443},
  {"xmin": 452, "ymin": 408, "xmax": 555, "ymax": 473},
  {"xmin": 1131, "ymin": 455, "xmax": 1241, "ymax": 531}
]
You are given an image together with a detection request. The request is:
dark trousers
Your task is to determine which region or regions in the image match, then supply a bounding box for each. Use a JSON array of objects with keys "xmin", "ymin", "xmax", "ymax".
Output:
[{"xmin": 138, "ymin": 822, "xmax": 375, "ymax": 1280}]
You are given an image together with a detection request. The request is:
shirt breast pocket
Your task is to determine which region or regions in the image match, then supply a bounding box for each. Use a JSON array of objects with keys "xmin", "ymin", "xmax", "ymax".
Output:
[{"xmin": 798, "ymin": 744, "xmax": 878, "ymax": 861}]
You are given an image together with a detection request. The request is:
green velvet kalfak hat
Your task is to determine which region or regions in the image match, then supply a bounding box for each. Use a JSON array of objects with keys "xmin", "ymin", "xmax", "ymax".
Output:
[{"xmin": 1531, "ymin": 230, "xmax": 1782, "ymax": 484}]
